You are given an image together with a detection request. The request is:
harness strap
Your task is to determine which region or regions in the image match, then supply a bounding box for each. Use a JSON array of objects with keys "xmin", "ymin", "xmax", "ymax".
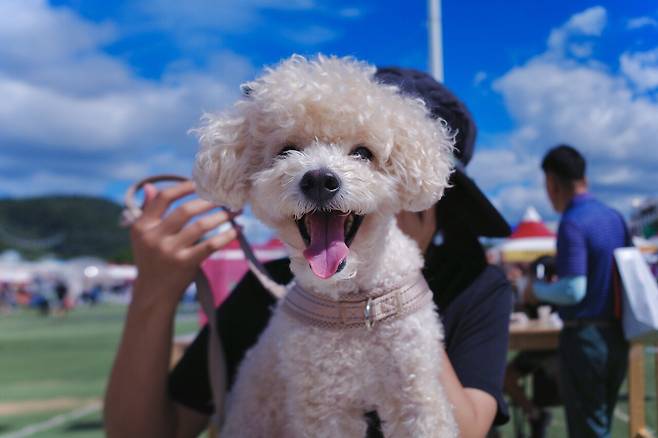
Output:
[
  {"xmin": 282, "ymin": 276, "xmax": 433, "ymax": 330},
  {"xmin": 195, "ymin": 271, "xmax": 227, "ymax": 427}
]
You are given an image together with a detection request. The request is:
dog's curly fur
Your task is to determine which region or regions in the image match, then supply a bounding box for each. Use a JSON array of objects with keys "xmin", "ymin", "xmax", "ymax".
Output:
[{"xmin": 193, "ymin": 55, "xmax": 457, "ymax": 437}]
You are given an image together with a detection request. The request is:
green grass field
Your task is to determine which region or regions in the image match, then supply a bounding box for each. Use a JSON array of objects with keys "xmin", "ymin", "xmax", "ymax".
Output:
[
  {"xmin": 499, "ymin": 352, "xmax": 657, "ymax": 438},
  {"xmin": 0, "ymin": 303, "xmax": 198, "ymax": 438},
  {"xmin": 0, "ymin": 303, "xmax": 655, "ymax": 437}
]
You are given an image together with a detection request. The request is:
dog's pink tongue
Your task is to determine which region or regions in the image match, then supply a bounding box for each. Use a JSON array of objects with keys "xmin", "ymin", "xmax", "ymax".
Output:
[{"xmin": 303, "ymin": 213, "xmax": 349, "ymax": 279}]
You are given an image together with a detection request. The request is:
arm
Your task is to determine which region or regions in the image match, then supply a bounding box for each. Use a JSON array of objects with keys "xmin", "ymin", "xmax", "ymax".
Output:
[
  {"xmin": 104, "ymin": 181, "xmax": 236, "ymax": 438},
  {"xmin": 532, "ymin": 275, "xmax": 587, "ymax": 305},
  {"xmin": 438, "ymin": 268, "xmax": 513, "ymax": 437},
  {"xmin": 398, "ymin": 208, "xmax": 503, "ymax": 436},
  {"xmin": 525, "ymin": 220, "xmax": 588, "ymax": 306},
  {"xmin": 439, "ymin": 349, "xmax": 498, "ymax": 437}
]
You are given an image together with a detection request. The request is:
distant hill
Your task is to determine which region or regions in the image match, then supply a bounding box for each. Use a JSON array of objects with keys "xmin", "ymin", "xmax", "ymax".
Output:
[{"xmin": 0, "ymin": 196, "xmax": 131, "ymax": 261}]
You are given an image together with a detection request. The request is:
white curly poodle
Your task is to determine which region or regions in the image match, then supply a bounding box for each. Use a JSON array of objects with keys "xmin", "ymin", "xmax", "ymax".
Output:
[{"xmin": 193, "ymin": 54, "xmax": 457, "ymax": 437}]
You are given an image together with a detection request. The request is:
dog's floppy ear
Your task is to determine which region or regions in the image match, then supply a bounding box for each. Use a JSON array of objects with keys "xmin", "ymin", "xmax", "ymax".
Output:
[
  {"xmin": 388, "ymin": 116, "xmax": 455, "ymax": 212},
  {"xmin": 193, "ymin": 108, "xmax": 251, "ymax": 211}
]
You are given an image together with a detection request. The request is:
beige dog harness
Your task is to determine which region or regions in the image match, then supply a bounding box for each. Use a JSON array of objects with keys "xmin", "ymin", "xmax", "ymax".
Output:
[{"xmin": 282, "ymin": 276, "xmax": 433, "ymax": 330}]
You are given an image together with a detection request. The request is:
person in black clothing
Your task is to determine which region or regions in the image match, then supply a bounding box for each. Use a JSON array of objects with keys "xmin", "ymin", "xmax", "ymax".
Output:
[{"xmin": 105, "ymin": 68, "xmax": 514, "ymax": 438}]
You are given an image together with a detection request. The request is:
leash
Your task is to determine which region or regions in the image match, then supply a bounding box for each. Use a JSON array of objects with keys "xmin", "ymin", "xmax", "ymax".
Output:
[{"xmin": 121, "ymin": 174, "xmax": 286, "ymax": 427}]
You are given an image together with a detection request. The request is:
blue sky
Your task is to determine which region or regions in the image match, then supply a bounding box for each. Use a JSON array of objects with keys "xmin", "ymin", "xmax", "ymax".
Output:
[{"xmin": 1, "ymin": 0, "xmax": 657, "ymax": 230}]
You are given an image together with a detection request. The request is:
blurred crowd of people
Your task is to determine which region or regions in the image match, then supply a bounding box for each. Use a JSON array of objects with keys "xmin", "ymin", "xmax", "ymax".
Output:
[
  {"xmin": 0, "ymin": 277, "xmax": 127, "ymax": 316},
  {"xmin": 0, "ymin": 277, "xmax": 71, "ymax": 315}
]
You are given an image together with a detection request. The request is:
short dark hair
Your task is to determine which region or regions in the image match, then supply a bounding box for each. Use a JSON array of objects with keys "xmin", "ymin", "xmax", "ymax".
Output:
[{"xmin": 541, "ymin": 144, "xmax": 586, "ymax": 181}]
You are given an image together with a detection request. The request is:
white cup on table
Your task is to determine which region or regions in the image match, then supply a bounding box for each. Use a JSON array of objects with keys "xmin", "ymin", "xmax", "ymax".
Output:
[{"xmin": 538, "ymin": 305, "xmax": 551, "ymax": 323}]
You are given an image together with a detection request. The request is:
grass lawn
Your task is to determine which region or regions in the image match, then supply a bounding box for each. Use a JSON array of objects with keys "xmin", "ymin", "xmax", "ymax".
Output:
[
  {"xmin": 0, "ymin": 303, "xmax": 655, "ymax": 437},
  {"xmin": 497, "ymin": 350, "xmax": 657, "ymax": 437},
  {"xmin": 0, "ymin": 303, "xmax": 198, "ymax": 437}
]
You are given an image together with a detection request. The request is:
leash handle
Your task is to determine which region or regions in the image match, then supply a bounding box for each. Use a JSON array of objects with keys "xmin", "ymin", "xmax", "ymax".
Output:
[
  {"xmin": 120, "ymin": 174, "xmax": 188, "ymax": 226},
  {"xmin": 120, "ymin": 174, "xmax": 286, "ymax": 299}
]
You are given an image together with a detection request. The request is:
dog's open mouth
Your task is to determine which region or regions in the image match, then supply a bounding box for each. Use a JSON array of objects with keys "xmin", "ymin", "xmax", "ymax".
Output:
[{"xmin": 295, "ymin": 211, "xmax": 364, "ymax": 279}]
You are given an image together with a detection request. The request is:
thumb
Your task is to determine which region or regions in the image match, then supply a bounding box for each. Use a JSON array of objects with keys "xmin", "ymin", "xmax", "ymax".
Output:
[{"xmin": 142, "ymin": 183, "xmax": 158, "ymax": 208}]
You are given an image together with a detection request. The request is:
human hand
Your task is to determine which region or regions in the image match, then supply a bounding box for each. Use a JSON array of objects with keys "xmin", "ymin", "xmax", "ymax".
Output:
[
  {"xmin": 522, "ymin": 278, "xmax": 538, "ymax": 306},
  {"xmin": 396, "ymin": 207, "xmax": 437, "ymax": 254},
  {"xmin": 129, "ymin": 181, "xmax": 237, "ymax": 314}
]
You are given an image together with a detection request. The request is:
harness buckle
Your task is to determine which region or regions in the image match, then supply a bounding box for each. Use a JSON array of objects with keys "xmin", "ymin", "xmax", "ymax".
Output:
[{"xmin": 364, "ymin": 297, "xmax": 375, "ymax": 330}]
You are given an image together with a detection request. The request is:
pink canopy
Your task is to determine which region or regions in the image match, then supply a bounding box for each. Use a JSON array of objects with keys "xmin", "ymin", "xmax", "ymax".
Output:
[{"xmin": 198, "ymin": 238, "xmax": 288, "ymax": 324}]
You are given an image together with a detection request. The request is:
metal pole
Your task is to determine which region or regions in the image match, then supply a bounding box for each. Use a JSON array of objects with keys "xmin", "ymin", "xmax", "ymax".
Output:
[{"xmin": 428, "ymin": 0, "xmax": 444, "ymax": 82}]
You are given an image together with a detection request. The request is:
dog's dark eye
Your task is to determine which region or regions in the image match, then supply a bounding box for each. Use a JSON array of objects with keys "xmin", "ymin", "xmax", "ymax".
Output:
[
  {"xmin": 277, "ymin": 144, "xmax": 299, "ymax": 157},
  {"xmin": 350, "ymin": 145, "xmax": 373, "ymax": 161}
]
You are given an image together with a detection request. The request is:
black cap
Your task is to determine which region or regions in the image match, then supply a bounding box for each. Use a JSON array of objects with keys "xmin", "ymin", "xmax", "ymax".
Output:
[{"xmin": 375, "ymin": 67, "xmax": 511, "ymax": 238}]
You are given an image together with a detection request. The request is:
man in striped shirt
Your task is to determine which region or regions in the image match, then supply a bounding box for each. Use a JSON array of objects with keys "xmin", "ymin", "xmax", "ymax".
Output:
[{"xmin": 526, "ymin": 144, "xmax": 629, "ymax": 437}]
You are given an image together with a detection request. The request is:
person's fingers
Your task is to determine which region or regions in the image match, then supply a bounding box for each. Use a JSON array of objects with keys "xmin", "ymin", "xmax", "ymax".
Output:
[
  {"xmin": 173, "ymin": 210, "xmax": 233, "ymax": 247},
  {"xmin": 142, "ymin": 183, "xmax": 158, "ymax": 208},
  {"xmin": 141, "ymin": 180, "xmax": 196, "ymax": 221},
  {"xmin": 184, "ymin": 227, "xmax": 238, "ymax": 264},
  {"xmin": 131, "ymin": 183, "xmax": 161, "ymax": 230},
  {"xmin": 156, "ymin": 199, "xmax": 217, "ymax": 235}
]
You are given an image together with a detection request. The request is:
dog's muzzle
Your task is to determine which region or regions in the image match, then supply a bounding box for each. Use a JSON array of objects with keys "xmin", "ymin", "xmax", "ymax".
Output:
[{"xmin": 299, "ymin": 168, "xmax": 341, "ymax": 203}]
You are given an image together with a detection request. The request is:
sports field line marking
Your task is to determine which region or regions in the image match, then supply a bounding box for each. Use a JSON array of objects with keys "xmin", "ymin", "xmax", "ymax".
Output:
[
  {"xmin": 0, "ymin": 398, "xmax": 93, "ymax": 416},
  {"xmin": 614, "ymin": 407, "xmax": 630, "ymax": 423},
  {"xmin": 614, "ymin": 407, "xmax": 656, "ymax": 437},
  {"xmin": 0, "ymin": 401, "xmax": 101, "ymax": 438}
]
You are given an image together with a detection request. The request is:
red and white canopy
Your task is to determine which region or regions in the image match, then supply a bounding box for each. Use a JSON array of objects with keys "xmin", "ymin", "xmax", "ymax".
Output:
[{"xmin": 498, "ymin": 207, "xmax": 556, "ymax": 263}]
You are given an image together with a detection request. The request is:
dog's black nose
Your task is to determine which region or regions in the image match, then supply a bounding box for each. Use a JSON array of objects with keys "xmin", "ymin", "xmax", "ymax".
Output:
[{"xmin": 299, "ymin": 168, "xmax": 341, "ymax": 203}]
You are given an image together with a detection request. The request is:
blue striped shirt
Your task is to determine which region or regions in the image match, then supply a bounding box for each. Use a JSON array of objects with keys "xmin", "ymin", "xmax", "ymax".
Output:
[{"xmin": 555, "ymin": 193, "xmax": 628, "ymax": 320}]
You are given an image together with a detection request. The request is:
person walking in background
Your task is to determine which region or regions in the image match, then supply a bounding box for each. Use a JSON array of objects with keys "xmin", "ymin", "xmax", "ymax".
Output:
[
  {"xmin": 525, "ymin": 145, "xmax": 629, "ymax": 437},
  {"xmin": 54, "ymin": 280, "xmax": 70, "ymax": 315}
]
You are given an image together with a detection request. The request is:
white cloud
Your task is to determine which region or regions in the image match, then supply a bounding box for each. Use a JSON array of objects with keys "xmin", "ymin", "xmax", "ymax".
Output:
[
  {"xmin": 0, "ymin": 58, "xmax": 245, "ymax": 151},
  {"xmin": 0, "ymin": 0, "xmax": 255, "ymax": 197},
  {"xmin": 547, "ymin": 6, "xmax": 607, "ymax": 56},
  {"xmin": 0, "ymin": 171, "xmax": 108, "ymax": 197},
  {"xmin": 0, "ymin": 1, "xmax": 252, "ymax": 152},
  {"xmin": 471, "ymin": 6, "xmax": 658, "ymax": 220},
  {"xmin": 620, "ymin": 48, "xmax": 658, "ymax": 91},
  {"xmin": 495, "ymin": 184, "xmax": 554, "ymax": 223},
  {"xmin": 281, "ymin": 25, "xmax": 339, "ymax": 45},
  {"xmin": 0, "ymin": 0, "xmax": 116, "ymax": 65},
  {"xmin": 469, "ymin": 148, "xmax": 539, "ymax": 189},
  {"xmin": 125, "ymin": 0, "xmax": 344, "ymax": 49},
  {"xmin": 134, "ymin": 0, "xmax": 315, "ymax": 33},
  {"xmin": 473, "ymin": 71, "xmax": 487, "ymax": 86},
  {"xmin": 627, "ymin": 16, "xmax": 658, "ymax": 30},
  {"xmin": 568, "ymin": 42, "xmax": 594, "ymax": 58}
]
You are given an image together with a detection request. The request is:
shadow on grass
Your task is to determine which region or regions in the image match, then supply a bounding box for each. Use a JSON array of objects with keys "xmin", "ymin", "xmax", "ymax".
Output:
[
  {"xmin": 65, "ymin": 419, "xmax": 104, "ymax": 432},
  {"xmin": 617, "ymin": 393, "xmax": 655, "ymax": 402}
]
